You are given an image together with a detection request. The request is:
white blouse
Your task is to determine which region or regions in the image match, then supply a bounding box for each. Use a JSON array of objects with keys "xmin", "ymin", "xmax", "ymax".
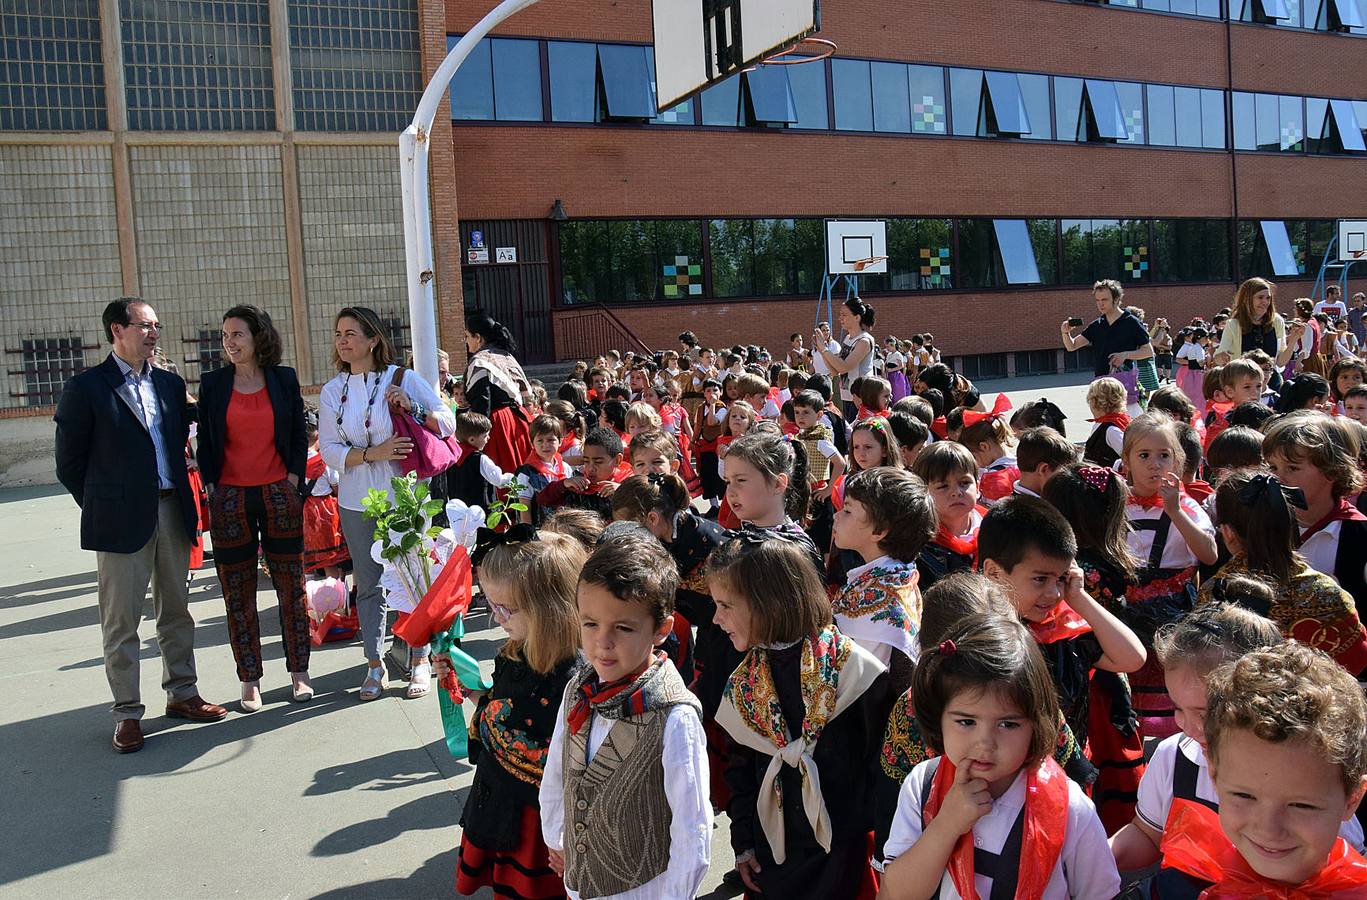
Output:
[
  {"xmin": 882, "ymin": 763, "xmax": 1119, "ymax": 899},
  {"xmin": 540, "ymin": 699, "xmax": 712, "ymax": 900},
  {"xmin": 318, "ymin": 364, "xmax": 456, "ymax": 511}
]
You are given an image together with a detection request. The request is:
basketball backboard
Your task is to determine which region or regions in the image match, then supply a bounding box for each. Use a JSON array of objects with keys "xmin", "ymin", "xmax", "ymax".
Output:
[
  {"xmin": 826, "ymin": 220, "xmax": 888, "ymax": 275},
  {"xmin": 652, "ymin": 0, "xmax": 821, "ymax": 113},
  {"xmin": 1341, "ymin": 220, "xmax": 1367, "ymax": 261}
]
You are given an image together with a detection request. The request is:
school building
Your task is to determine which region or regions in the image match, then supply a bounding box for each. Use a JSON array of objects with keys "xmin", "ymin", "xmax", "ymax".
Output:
[{"xmin": 1, "ymin": 0, "xmax": 1366, "ymax": 481}]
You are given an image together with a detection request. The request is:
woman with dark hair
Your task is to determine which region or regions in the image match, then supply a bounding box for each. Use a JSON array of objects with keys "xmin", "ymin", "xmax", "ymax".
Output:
[
  {"xmin": 813, "ymin": 297, "xmax": 877, "ymax": 420},
  {"xmin": 319, "ymin": 306, "xmax": 457, "ymax": 702},
  {"xmin": 914, "ymin": 362, "xmax": 983, "ymax": 412},
  {"xmin": 197, "ymin": 304, "xmax": 312, "ymax": 711},
  {"xmin": 463, "ymin": 313, "xmax": 532, "ymax": 473}
]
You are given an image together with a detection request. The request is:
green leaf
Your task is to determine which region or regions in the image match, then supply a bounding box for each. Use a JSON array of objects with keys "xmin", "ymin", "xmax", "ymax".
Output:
[
  {"xmin": 401, "ymin": 532, "xmax": 420, "ymax": 552},
  {"xmin": 423, "ymin": 500, "xmax": 444, "ymax": 517},
  {"xmin": 426, "ymin": 526, "xmax": 443, "ymax": 538},
  {"xmin": 414, "ymin": 482, "xmax": 429, "ymax": 502},
  {"xmin": 508, "ymin": 502, "xmax": 528, "ymax": 512}
]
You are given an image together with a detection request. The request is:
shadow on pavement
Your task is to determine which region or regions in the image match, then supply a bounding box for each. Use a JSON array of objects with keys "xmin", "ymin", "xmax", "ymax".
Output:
[
  {"xmin": 0, "ymin": 570, "xmax": 100, "ymax": 607},
  {"xmin": 310, "ymin": 849, "xmax": 459, "ymax": 897},
  {"xmin": 0, "ymin": 668, "xmax": 361, "ymax": 887}
]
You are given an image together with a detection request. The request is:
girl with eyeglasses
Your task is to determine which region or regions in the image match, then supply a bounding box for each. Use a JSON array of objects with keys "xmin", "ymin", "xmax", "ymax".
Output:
[{"xmin": 443, "ymin": 530, "xmax": 586, "ymax": 900}]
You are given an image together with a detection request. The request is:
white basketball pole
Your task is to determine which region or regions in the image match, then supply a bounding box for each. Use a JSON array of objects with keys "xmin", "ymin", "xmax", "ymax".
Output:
[{"xmin": 400, "ymin": 0, "xmax": 544, "ymax": 385}]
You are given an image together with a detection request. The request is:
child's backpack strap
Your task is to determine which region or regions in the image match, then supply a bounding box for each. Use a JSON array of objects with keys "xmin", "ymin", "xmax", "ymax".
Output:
[{"xmin": 1171, "ymin": 741, "xmax": 1219, "ymax": 812}]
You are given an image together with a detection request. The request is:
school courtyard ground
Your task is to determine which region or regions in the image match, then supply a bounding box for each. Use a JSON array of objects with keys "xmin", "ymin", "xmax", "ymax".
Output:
[{"xmin": 0, "ymin": 374, "xmax": 1092, "ymax": 899}]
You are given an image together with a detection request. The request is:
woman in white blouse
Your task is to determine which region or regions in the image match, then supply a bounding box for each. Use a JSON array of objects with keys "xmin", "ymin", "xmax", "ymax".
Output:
[{"xmin": 318, "ymin": 306, "xmax": 457, "ymax": 702}]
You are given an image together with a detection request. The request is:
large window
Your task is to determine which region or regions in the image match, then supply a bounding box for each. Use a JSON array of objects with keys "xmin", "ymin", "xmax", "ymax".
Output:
[
  {"xmin": 1153, "ymin": 219, "xmax": 1232, "ymax": 282},
  {"xmin": 291, "ymin": 0, "xmax": 422, "ymax": 132},
  {"xmin": 559, "ymin": 220, "xmax": 704, "ymax": 304},
  {"xmin": 958, "ymin": 219, "xmax": 1056, "ymax": 288},
  {"xmin": 860, "ymin": 218, "xmax": 954, "ymax": 292},
  {"xmin": 1062, "ymin": 219, "xmax": 1152, "ymax": 285},
  {"xmin": 0, "ymin": 0, "xmax": 107, "ymax": 130},
  {"xmin": 709, "ymin": 219, "xmax": 823, "ymax": 297},
  {"xmin": 122, "ymin": 0, "xmax": 275, "ymax": 130},
  {"xmin": 450, "ymin": 37, "xmax": 543, "ymax": 122},
  {"xmin": 1237, "ymin": 220, "xmax": 1301, "ymax": 278}
]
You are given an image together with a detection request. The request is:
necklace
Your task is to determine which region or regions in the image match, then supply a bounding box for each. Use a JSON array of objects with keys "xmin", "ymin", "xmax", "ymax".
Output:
[{"xmin": 337, "ymin": 370, "xmax": 383, "ymax": 450}]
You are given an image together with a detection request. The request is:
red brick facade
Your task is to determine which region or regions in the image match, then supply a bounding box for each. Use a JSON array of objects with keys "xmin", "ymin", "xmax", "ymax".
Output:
[{"xmin": 436, "ymin": 0, "xmax": 1367, "ymax": 362}]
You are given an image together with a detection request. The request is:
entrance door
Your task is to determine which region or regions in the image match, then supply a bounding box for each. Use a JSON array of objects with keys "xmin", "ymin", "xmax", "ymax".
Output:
[{"xmin": 459, "ymin": 220, "xmax": 553, "ymax": 364}]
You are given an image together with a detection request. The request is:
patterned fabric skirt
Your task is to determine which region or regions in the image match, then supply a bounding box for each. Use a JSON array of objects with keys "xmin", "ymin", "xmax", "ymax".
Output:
[
  {"xmin": 456, "ymin": 805, "xmax": 566, "ymax": 900},
  {"xmin": 303, "ymin": 494, "xmax": 350, "ymax": 570},
  {"xmin": 1126, "ymin": 570, "xmax": 1197, "ymax": 742}
]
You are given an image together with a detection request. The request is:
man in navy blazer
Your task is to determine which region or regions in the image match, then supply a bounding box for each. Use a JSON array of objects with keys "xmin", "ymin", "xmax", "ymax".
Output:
[{"xmin": 55, "ymin": 298, "xmax": 227, "ymax": 754}]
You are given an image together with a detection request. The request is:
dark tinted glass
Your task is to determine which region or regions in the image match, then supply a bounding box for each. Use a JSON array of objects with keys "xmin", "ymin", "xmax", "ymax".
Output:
[
  {"xmin": 492, "ymin": 38, "xmax": 543, "ymax": 121},
  {"xmin": 785, "ymin": 57, "xmax": 828, "ymax": 129},
  {"xmin": 451, "ymin": 37, "xmax": 494, "ymax": 120},
  {"xmin": 598, "ymin": 44, "xmax": 653, "ymax": 119},
  {"xmin": 548, "ymin": 41, "xmax": 597, "ymax": 122},
  {"xmin": 949, "ymin": 68, "xmax": 983, "ymax": 137},
  {"xmin": 832, "ymin": 59, "xmax": 873, "ymax": 131}
]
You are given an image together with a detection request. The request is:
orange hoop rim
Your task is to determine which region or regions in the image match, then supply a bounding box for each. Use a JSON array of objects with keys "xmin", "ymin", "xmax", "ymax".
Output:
[
  {"xmin": 752, "ymin": 36, "xmax": 837, "ymax": 67},
  {"xmin": 851, "ymin": 255, "xmax": 889, "ymax": 272}
]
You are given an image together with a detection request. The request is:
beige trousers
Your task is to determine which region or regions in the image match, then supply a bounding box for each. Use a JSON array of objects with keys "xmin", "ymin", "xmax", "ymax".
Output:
[{"xmin": 95, "ymin": 494, "xmax": 197, "ymax": 721}]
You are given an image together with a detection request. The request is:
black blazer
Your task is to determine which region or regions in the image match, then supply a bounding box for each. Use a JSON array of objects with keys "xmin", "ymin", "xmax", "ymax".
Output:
[
  {"xmin": 54, "ymin": 354, "xmax": 196, "ymax": 553},
  {"xmin": 195, "ymin": 365, "xmax": 307, "ymax": 487}
]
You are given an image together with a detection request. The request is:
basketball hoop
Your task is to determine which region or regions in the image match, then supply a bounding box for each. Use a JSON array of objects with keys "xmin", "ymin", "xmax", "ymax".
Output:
[
  {"xmin": 851, "ymin": 256, "xmax": 889, "ymax": 272},
  {"xmin": 742, "ymin": 37, "xmax": 838, "ymax": 72}
]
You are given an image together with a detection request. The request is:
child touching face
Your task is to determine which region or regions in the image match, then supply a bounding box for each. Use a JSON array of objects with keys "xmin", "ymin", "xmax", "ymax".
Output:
[
  {"xmin": 1161, "ymin": 642, "xmax": 1367, "ymax": 894},
  {"xmin": 880, "ymin": 615, "xmax": 1121, "ymax": 900},
  {"xmin": 708, "ymin": 536, "xmax": 894, "ymax": 898}
]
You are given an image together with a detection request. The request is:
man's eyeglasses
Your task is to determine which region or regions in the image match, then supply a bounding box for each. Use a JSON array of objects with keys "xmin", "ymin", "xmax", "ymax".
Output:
[{"xmin": 126, "ymin": 321, "xmax": 161, "ymax": 332}]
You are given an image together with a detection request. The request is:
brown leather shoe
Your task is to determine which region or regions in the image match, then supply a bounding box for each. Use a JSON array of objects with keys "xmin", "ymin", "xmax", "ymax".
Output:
[
  {"xmin": 113, "ymin": 719, "xmax": 144, "ymax": 753},
  {"xmin": 165, "ymin": 695, "xmax": 228, "ymax": 722}
]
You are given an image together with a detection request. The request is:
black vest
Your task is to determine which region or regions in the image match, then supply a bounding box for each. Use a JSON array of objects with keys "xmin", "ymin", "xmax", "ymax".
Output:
[{"xmin": 1083, "ymin": 422, "xmax": 1121, "ymax": 468}]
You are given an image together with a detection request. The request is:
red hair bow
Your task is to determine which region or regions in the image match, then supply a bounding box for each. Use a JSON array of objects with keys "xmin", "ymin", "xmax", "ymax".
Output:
[{"xmin": 961, "ymin": 393, "xmax": 1012, "ymax": 427}]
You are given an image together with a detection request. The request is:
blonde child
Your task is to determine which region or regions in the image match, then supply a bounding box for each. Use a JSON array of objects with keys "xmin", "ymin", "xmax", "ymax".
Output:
[
  {"xmin": 1120, "ymin": 412, "xmax": 1219, "ymax": 742},
  {"xmin": 880, "ymin": 614, "xmax": 1121, "ymax": 900},
  {"xmin": 1158, "ymin": 642, "xmax": 1367, "ymax": 895},
  {"xmin": 710, "ymin": 535, "xmax": 893, "ymax": 899},
  {"xmin": 1083, "ymin": 377, "xmax": 1130, "ymax": 468},
  {"xmin": 450, "ymin": 532, "xmax": 586, "ymax": 900}
]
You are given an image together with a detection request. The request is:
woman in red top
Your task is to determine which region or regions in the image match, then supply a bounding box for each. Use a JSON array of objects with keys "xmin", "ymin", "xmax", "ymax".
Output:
[{"xmin": 197, "ymin": 305, "xmax": 311, "ymax": 712}]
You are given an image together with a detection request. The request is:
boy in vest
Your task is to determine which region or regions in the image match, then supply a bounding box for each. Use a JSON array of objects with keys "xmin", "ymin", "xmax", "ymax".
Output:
[{"xmin": 540, "ymin": 532, "xmax": 711, "ymax": 899}]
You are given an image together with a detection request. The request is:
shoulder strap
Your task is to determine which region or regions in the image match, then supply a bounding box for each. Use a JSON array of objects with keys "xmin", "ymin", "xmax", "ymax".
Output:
[
  {"xmin": 918, "ymin": 756, "xmax": 942, "ymax": 828},
  {"xmin": 1171, "ymin": 743, "xmax": 1218, "ymax": 812},
  {"xmin": 1131, "ymin": 513, "xmax": 1174, "ymax": 572},
  {"xmin": 390, "ymin": 366, "xmax": 406, "ymax": 389}
]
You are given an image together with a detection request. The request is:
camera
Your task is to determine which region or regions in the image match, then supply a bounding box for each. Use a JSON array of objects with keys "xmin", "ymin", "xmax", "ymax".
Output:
[{"xmin": 1067, "ymin": 317, "xmax": 1085, "ymax": 327}]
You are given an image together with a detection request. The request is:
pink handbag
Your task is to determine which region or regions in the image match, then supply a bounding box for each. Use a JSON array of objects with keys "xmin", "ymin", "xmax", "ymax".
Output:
[{"xmin": 389, "ymin": 369, "xmax": 462, "ymax": 479}]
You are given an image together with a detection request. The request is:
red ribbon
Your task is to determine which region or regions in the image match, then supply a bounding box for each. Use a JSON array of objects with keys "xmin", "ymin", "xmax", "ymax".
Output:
[
  {"xmin": 1160, "ymin": 799, "xmax": 1367, "ymax": 898},
  {"xmin": 1028, "ymin": 600, "xmax": 1094, "ymax": 645},
  {"xmin": 962, "ymin": 393, "xmax": 1013, "ymax": 428},
  {"xmin": 923, "ymin": 756, "xmax": 1071, "ymax": 900}
]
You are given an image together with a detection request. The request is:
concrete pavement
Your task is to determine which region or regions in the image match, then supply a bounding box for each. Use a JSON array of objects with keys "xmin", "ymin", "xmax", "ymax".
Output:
[{"xmin": 0, "ymin": 373, "xmax": 1093, "ymax": 899}]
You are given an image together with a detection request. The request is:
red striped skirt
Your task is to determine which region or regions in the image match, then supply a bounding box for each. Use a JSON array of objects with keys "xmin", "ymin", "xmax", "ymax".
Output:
[{"xmin": 456, "ymin": 805, "xmax": 566, "ymax": 900}]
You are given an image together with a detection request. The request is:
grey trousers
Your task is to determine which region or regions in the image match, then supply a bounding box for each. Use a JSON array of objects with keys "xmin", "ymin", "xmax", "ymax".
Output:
[
  {"xmin": 338, "ymin": 506, "xmax": 428, "ymax": 664},
  {"xmin": 95, "ymin": 494, "xmax": 197, "ymax": 721}
]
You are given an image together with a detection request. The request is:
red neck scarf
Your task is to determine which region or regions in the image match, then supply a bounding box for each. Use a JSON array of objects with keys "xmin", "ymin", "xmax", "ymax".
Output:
[
  {"xmin": 566, "ymin": 652, "xmax": 663, "ymax": 736},
  {"xmin": 1184, "ymin": 479, "xmax": 1215, "ymax": 503},
  {"xmin": 1301, "ymin": 499, "xmax": 1367, "ymax": 542},
  {"xmin": 1089, "ymin": 412, "xmax": 1132, "ymax": 430},
  {"xmin": 558, "ymin": 430, "xmax": 577, "ymax": 454},
  {"xmin": 931, "ymin": 416, "xmax": 949, "ymax": 439},
  {"xmin": 306, "ymin": 452, "xmax": 327, "ymax": 480},
  {"xmin": 1160, "ymin": 799, "xmax": 1367, "ymax": 898},
  {"xmin": 1028, "ymin": 600, "xmax": 1094, "ymax": 645},
  {"xmin": 924, "ymin": 756, "xmax": 1070, "ymax": 900},
  {"xmin": 1129, "ymin": 490, "xmax": 1186, "ymax": 511},
  {"xmin": 522, "ymin": 448, "xmax": 566, "ymax": 480},
  {"xmin": 934, "ymin": 507, "xmax": 984, "ymax": 558}
]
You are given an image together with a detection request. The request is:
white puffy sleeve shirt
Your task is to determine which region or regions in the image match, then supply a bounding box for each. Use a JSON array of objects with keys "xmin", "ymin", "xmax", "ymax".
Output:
[
  {"xmin": 540, "ymin": 698, "xmax": 712, "ymax": 900},
  {"xmin": 318, "ymin": 364, "xmax": 456, "ymax": 511}
]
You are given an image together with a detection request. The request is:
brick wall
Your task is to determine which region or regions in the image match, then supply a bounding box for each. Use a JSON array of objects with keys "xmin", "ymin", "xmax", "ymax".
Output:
[{"xmin": 566, "ymin": 278, "xmax": 1322, "ymax": 365}]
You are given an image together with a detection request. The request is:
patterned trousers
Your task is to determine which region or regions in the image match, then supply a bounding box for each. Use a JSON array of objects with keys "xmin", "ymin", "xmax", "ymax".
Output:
[{"xmin": 210, "ymin": 480, "xmax": 310, "ymax": 682}]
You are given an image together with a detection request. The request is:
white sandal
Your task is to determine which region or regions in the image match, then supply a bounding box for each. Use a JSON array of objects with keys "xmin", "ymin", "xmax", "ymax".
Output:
[
  {"xmin": 406, "ymin": 662, "xmax": 432, "ymax": 699},
  {"xmin": 358, "ymin": 666, "xmax": 387, "ymax": 702}
]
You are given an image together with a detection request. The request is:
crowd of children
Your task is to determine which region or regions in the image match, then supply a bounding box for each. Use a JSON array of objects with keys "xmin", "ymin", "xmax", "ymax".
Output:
[{"xmin": 285, "ymin": 287, "xmax": 1367, "ymax": 900}]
